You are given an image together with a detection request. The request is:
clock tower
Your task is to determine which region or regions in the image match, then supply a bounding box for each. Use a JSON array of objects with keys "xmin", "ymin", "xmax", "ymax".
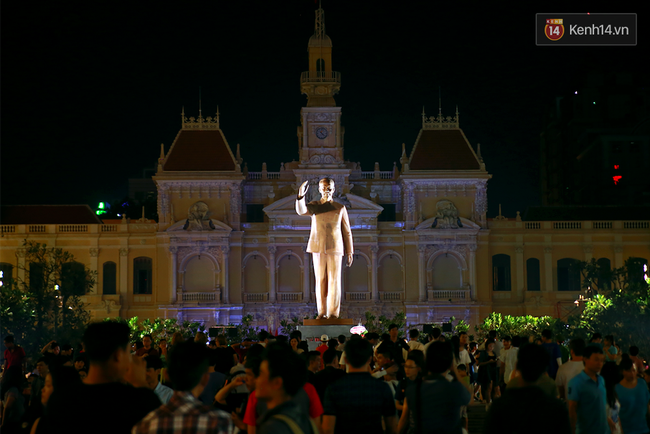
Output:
[{"xmin": 297, "ymin": 4, "xmax": 346, "ymax": 179}]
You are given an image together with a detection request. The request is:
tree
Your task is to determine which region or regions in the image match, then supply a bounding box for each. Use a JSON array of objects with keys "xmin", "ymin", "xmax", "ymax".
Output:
[
  {"xmin": 474, "ymin": 312, "xmax": 566, "ymax": 343},
  {"xmin": 10, "ymin": 240, "xmax": 95, "ymax": 356},
  {"xmin": 569, "ymin": 258, "xmax": 650, "ymax": 356},
  {"xmin": 364, "ymin": 311, "xmax": 407, "ymax": 338},
  {"xmin": 105, "ymin": 316, "xmax": 207, "ymax": 344}
]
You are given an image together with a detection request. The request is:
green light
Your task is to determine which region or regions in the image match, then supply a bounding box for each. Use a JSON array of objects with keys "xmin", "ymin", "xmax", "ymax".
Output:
[{"xmin": 98, "ymin": 202, "xmax": 105, "ymax": 209}]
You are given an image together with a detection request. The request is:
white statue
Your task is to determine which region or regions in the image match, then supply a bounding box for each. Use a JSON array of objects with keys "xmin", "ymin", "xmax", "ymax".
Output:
[{"xmin": 296, "ymin": 178, "xmax": 353, "ymax": 319}]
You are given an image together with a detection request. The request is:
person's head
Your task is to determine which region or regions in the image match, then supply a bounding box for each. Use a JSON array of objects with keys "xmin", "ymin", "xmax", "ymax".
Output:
[
  {"xmin": 502, "ymin": 336, "xmax": 512, "ymax": 350},
  {"xmin": 213, "ymin": 347, "xmax": 235, "ymax": 375},
  {"xmin": 534, "ymin": 337, "xmax": 543, "ymax": 346},
  {"xmin": 344, "ymin": 337, "xmax": 373, "ymax": 368},
  {"xmin": 583, "ymin": 345, "xmax": 605, "ymax": 374},
  {"xmin": 459, "ymin": 331, "xmax": 468, "ymax": 346},
  {"xmin": 61, "ymin": 344, "xmax": 73, "ymax": 356},
  {"xmin": 171, "ymin": 332, "xmax": 184, "ymax": 346},
  {"xmin": 457, "ymin": 364, "xmax": 468, "ymax": 377},
  {"xmin": 256, "ymin": 342, "xmax": 306, "ymax": 401},
  {"xmin": 158, "ymin": 339, "xmax": 167, "ymax": 350},
  {"xmin": 590, "ymin": 333, "xmax": 602, "ymax": 343},
  {"xmin": 50, "ymin": 342, "xmax": 61, "ymax": 355},
  {"xmin": 541, "ymin": 329, "xmax": 553, "ymax": 342},
  {"xmin": 41, "ymin": 366, "xmax": 81, "ymax": 407},
  {"xmin": 259, "ymin": 330, "xmax": 270, "ymax": 344},
  {"xmin": 327, "ymin": 339, "xmax": 338, "ymax": 349},
  {"xmin": 430, "ymin": 327, "xmax": 442, "ymax": 341},
  {"xmin": 290, "ymin": 330, "xmax": 302, "ymax": 341},
  {"xmin": 619, "ymin": 358, "xmax": 636, "ymax": 381},
  {"xmin": 338, "ymin": 334, "xmax": 346, "ymax": 345},
  {"xmin": 289, "ymin": 337, "xmax": 300, "ymax": 349},
  {"xmin": 208, "ymin": 340, "xmax": 217, "ymax": 349},
  {"xmin": 142, "ymin": 334, "xmax": 153, "ymax": 349},
  {"xmin": 388, "ymin": 324, "xmax": 399, "ymax": 340},
  {"xmin": 36, "ymin": 357, "xmax": 50, "ymax": 377},
  {"xmin": 365, "ymin": 332, "xmax": 379, "ymax": 346},
  {"xmin": 83, "ymin": 321, "xmax": 132, "ymax": 380},
  {"xmin": 409, "ymin": 329, "xmax": 420, "ymax": 341},
  {"xmin": 323, "ymin": 348, "xmax": 339, "ymax": 368},
  {"xmin": 381, "ymin": 333, "xmax": 390, "ymax": 342},
  {"xmin": 194, "ymin": 332, "xmax": 207, "ymax": 345},
  {"xmin": 167, "ymin": 341, "xmax": 210, "ymax": 392},
  {"xmin": 318, "ymin": 178, "xmax": 335, "ymax": 201},
  {"xmin": 516, "ymin": 343, "xmax": 549, "ymax": 384},
  {"xmin": 134, "ymin": 341, "xmax": 144, "ymax": 351},
  {"xmin": 604, "ymin": 335, "xmax": 615, "ymax": 346},
  {"xmin": 469, "ymin": 342, "xmax": 478, "ymax": 352},
  {"xmin": 425, "ymin": 341, "xmax": 454, "ymax": 374},
  {"xmin": 485, "ymin": 339, "xmax": 495, "ymax": 352},
  {"xmin": 405, "ymin": 350, "xmax": 425, "ymax": 380},
  {"xmin": 307, "ymin": 351, "xmax": 321, "ymax": 373},
  {"xmin": 144, "ymin": 355, "xmax": 164, "ymax": 388},
  {"xmin": 630, "ymin": 346, "xmax": 640, "ymax": 357},
  {"xmin": 569, "ymin": 338, "xmax": 586, "ymax": 358},
  {"xmin": 244, "ymin": 356, "xmax": 262, "ymax": 391},
  {"xmin": 216, "ymin": 336, "xmax": 227, "ymax": 347},
  {"xmin": 375, "ymin": 344, "xmax": 393, "ymax": 367},
  {"xmin": 3, "ymin": 335, "xmax": 15, "ymax": 349}
]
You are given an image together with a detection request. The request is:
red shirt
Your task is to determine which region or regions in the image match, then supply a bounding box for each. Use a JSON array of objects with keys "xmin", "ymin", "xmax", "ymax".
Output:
[
  {"xmin": 243, "ymin": 382, "xmax": 323, "ymax": 427},
  {"xmin": 4, "ymin": 346, "xmax": 26, "ymax": 370},
  {"xmin": 135, "ymin": 347, "xmax": 159, "ymax": 357},
  {"xmin": 316, "ymin": 344, "xmax": 329, "ymax": 369}
]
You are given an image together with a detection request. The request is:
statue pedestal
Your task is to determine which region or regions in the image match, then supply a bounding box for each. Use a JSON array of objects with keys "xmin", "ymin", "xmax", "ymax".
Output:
[
  {"xmin": 298, "ymin": 318, "xmax": 356, "ymax": 351},
  {"xmin": 303, "ymin": 318, "xmax": 354, "ymax": 326}
]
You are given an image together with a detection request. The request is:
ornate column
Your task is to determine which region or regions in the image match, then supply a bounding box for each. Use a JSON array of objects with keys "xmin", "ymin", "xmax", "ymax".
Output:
[
  {"xmin": 221, "ymin": 245, "xmax": 230, "ymax": 304},
  {"xmin": 89, "ymin": 248, "xmax": 99, "ymax": 293},
  {"xmin": 370, "ymin": 245, "xmax": 379, "ymax": 301},
  {"xmin": 119, "ymin": 248, "xmax": 129, "ymax": 298},
  {"xmin": 543, "ymin": 246, "xmax": 553, "ymax": 292},
  {"xmin": 583, "ymin": 244, "xmax": 593, "ymax": 262},
  {"xmin": 417, "ymin": 245, "xmax": 426, "ymax": 302},
  {"xmin": 515, "ymin": 246, "xmax": 524, "ymax": 301},
  {"xmin": 169, "ymin": 246, "xmax": 178, "ymax": 304},
  {"xmin": 268, "ymin": 246, "xmax": 277, "ymax": 303},
  {"xmin": 16, "ymin": 248, "xmax": 26, "ymax": 282},
  {"xmin": 302, "ymin": 246, "xmax": 310, "ymax": 303},
  {"xmin": 469, "ymin": 244, "xmax": 477, "ymax": 300}
]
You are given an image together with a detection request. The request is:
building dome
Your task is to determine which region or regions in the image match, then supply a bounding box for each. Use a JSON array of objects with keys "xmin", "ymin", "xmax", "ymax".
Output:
[{"xmin": 308, "ymin": 34, "xmax": 332, "ymax": 47}]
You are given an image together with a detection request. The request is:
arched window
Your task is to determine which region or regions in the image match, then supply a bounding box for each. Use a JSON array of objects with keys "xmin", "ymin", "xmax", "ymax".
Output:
[
  {"xmin": 0, "ymin": 263, "xmax": 13, "ymax": 288},
  {"xmin": 557, "ymin": 258, "xmax": 581, "ymax": 291},
  {"xmin": 62, "ymin": 262, "xmax": 86, "ymax": 295},
  {"xmin": 431, "ymin": 255, "xmax": 462, "ymax": 289},
  {"xmin": 378, "ymin": 255, "xmax": 402, "ymax": 292},
  {"xmin": 492, "ymin": 254, "xmax": 511, "ymax": 291},
  {"xmin": 316, "ymin": 58, "xmax": 325, "ymax": 73},
  {"xmin": 344, "ymin": 255, "xmax": 368, "ymax": 293},
  {"xmin": 133, "ymin": 257, "xmax": 152, "ymax": 294},
  {"xmin": 596, "ymin": 258, "xmax": 611, "ymax": 290},
  {"xmin": 244, "ymin": 255, "xmax": 268, "ymax": 294},
  {"xmin": 29, "ymin": 262, "xmax": 44, "ymax": 292},
  {"xmin": 526, "ymin": 258, "xmax": 541, "ymax": 291},
  {"xmin": 185, "ymin": 256, "xmax": 215, "ymax": 292},
  {"xmin": 103, "ymin": 262, "xmax": 117, "ymax": 295},
  {"xmin": 278, "ymin": 255, "xmax": 301, "ymax": 292},
  {"xmin": 628, "ymin": 257, "xmax": 648, "ymax": 284}
]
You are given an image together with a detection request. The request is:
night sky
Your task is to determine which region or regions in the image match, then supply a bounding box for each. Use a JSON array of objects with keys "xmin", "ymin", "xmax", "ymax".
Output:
[{"xmin": 2, "ymin": 2, "xmax": 646, "ymax": 218}]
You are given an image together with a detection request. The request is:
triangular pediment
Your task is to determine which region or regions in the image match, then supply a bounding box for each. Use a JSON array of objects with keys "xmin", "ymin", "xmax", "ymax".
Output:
[
  {"xmin": 263, "ymin": 193, "xmax": 384, "ymax": 231},
  {"xmin": 415, "ymin": 216, "xmax": 480, "ymax": 232}
]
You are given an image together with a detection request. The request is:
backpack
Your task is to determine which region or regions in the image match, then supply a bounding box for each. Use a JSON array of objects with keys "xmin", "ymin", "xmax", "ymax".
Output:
[{"xmin": 271, "ymin": 414, "xmax": 319, "ymax": 434}]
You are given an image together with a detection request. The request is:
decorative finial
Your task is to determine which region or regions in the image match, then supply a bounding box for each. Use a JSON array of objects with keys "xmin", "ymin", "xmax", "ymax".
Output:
[
  {"xmin": 216, "ymin": 105, "xmax": 220, "ymax": 127},
  {"xmin": 198, "ymin": 87, "xmax": 202, "ymax": 118},
  {"xmin": 477, "ymin": 143, "xmax": 483, "ymax": 163},
  {"xmin": 159, "ymin": 143, "xmax": 165, "ymax": 160},
  {"xmin": 236, "ymin": 143, "xmax": 241, "ymax": 162},
  {"xmin": 494, "ymin": 204, "xmax": 507, "ymax": 221},
  {"xmin": 314, "ymin": 1, "xmax": 325, "ymax": 39},
  {"xmin": 438, "ymin": 86, "xmax": 442, "ymax": 117}
]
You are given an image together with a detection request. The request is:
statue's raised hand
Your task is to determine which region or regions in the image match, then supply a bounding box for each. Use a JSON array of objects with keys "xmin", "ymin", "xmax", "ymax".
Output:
[{"xmin": 298, "ymin": 180, "xmax": 309, "ymax": 198}]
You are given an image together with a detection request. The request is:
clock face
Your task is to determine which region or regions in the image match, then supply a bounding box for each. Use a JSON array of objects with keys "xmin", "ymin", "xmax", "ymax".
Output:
[{"xmin": 315, "ymin": 127, "xmax": 328, "ymax": 139}]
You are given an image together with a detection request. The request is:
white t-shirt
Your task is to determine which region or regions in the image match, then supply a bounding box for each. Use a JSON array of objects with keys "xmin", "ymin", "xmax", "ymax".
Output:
[
  {"xmin": 457, "ymin": 349, "xmax": 472, "ymax": 368},
  {"xmin": 555, "ymin": 360, "xmax": 584, "ymax": 398},
  {"xmin": 499, "ymin": 347, "xmax": 518, "ymax": 383},
  {"xmin": 409, "ymin": 341, "xmax": 425, "ymax": 352}
]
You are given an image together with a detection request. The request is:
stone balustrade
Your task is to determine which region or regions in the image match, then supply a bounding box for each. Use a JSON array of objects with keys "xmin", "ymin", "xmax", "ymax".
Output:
[
  {"xmin": 428, "ymin": 289, "xmax": 471, "ymax": 301},
  {"xmin": 245, "ymin": 293, "xmax": 269, "ymax": 303},
  {"xmin": 345, "ymin": 292, "xmax": 370, "ymax": 301}
]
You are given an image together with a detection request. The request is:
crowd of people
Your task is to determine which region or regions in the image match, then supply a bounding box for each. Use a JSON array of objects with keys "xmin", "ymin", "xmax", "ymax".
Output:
[{"xmin": 1, "ymin": 324, "xmax": 649, "ymax": 434}]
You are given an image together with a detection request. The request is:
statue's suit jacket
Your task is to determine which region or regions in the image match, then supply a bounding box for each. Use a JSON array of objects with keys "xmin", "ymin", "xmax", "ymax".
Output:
[{"xmin": 295, "ymin": 198, "xmax": 353, "ymax": 255}]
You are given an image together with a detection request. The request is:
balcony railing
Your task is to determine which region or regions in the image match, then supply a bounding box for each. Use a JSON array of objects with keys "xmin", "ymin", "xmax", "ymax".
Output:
[
  {"xmin": 380, "ymin": 291, "xmax": 403, "ymax": 301},
  {"xmin": 301, "ymin": 71, "xmax": 341, "ymax": 83},
  {"xmin": 0, "ymin": 225, "xmax": 15, "ymax": 234},
  {"xmin": 59, "ymin": 224, "xmax": 88, "ymax": 233},
  {"xmin": 428, "ymin": 289, "xmax": 471, "ymax": 302},
  {"xmin": 245, "ymin": 293, "xmax": 269, "ymax": 303},
  {"xmin": 177, "ymin": 291, "xmax": 220, "ymax": 303},
  {"xmin": 360, "ymin": 171, "xmax": 394, "ymax": 180},
  {"xmin": 29, "ymin": 225, "xmax": 47, "ymax": 233},
  {"xmin": 247, "ymin": 172, "xmax": 281, "ymax": 180},
  {"xmin": 345, "ymin": 292, "xmax": 370, "ymax": 302},
  {"xmin": 624, "ymin": 221, "xmax": 649, "ymax": 229},
  {"xmin": 279, "ymin": 292, "xmax": 303, "ymax": 302},
  {"xmin": 101, "ymin": 224, "xmax": 118, "ymax": 232}
]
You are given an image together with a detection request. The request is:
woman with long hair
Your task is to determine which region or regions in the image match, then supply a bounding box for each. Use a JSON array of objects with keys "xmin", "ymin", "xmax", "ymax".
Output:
[
  {"xmin": 477, "ymin": 340, "xmax": 498, "ymax": 406},
  {"xmin": 600, "ymin": 362, "xmax": 622, "ymax": 434},
  {"xmin": 30, "ymin": 366, "xmax": 82, "ymax": 434}
]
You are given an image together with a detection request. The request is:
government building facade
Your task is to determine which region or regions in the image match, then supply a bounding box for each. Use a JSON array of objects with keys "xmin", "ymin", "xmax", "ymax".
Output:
[{"xmin": 1, "ymin": 8, "xmax": 648, "ymax": 332}]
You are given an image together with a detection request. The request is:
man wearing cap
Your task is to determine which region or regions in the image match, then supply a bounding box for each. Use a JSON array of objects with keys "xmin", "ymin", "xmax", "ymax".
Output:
[{"xmin": 316, "ymin": 335, "xmax": 330, "ymax": 359}]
